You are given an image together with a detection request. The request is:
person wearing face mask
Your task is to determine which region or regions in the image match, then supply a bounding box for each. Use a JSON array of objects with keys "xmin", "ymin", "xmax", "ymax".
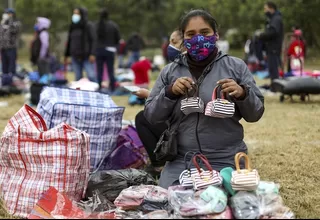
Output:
[
  {"xmin": 0, "ymin": 8, "xmax": 21, "ymax": 83},
  {"xmin": 133, "ymin": 29, "xmax": 184, "ymax": 178},
  {"xmin": 30, "ymin": 17, "xmax": 51, "ymax": 76},
  {"xmin": 64, "ymin": 7, "xmax": 97, "ymax": 82},
  {"xmin": 144, "ymin": 9, "xmax": 265, "ymax": 189},
  {"xmin": 167, "ymin": 29, "xmax": 185, "ymax": 62},
  {"xmin": 257, "ymin": 1, "xmax": 284, "ymax": 92}
]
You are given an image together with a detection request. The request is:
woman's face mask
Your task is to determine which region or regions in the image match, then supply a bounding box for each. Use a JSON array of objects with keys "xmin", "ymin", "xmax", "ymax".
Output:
[
  {"xmin": 72, "ymin": 14, "xmax": 81, "ymax": 24},
  {"xmin": 167, "ymin": 44, "xmax": 181, "ymax": 62},
  {"xmin": 184, "ymin": 34, "xmax": 217, "ymax": 61}
]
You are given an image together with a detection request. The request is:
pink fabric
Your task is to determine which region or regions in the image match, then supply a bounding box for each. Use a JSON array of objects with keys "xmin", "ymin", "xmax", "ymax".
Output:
[{"xmin": 94, "ymin": 63, "xmax": 109, "ymax": 81}]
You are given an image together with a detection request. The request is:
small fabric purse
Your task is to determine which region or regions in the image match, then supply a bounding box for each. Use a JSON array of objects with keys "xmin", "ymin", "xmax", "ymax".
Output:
[
  {"xmin": 191, "ymin": 154, "xmax": 223, "ymax": 190},
  {"xmin": 231, "ymin": 152, "xmax": 260, "ymax": 191},
  {"xmin": 205, "ymin": 85, "xmax": 235, "ymax": 118},
  {"xmin": 179, "ymin": 151, "xmax": 202, "ymax": 188},
  {"xmin": 181, "ymin": 84, "xmax": 205, "ymax": 115}
]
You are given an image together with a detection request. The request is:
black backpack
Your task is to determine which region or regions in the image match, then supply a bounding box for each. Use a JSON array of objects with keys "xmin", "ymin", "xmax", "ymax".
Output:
[{"xmin": 30, "ymin": 29, "xmax": 49, "ymax": 65}]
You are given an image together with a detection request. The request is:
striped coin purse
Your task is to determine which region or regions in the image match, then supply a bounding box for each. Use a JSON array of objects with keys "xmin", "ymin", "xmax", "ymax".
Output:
[
  {"xmin": 205, "ymin": 85, "xmax": 235, "ymax": 118},
  {"xmin": 181, "ymin": 84, "xmax": 205, "ymax": 115},
  {"xmin": 181, "ymin": 97, "xmax": 205, "ymax": 115},
  {"xmin": 191, "ymin": 154, "xmax": 223, "ymax": 191},
  {"xmin": 231, "ymin": 152, "xmax": 260, "ymax": 191},
  {"xmin": 179, "ymin": 152, "xmax": 201, "ymax": 188}
]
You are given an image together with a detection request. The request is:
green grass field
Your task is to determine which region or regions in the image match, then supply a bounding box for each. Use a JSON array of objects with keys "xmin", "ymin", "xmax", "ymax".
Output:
[{"xmin": 0, "ymin": 48, "xmax": 320, "ymax": 218}]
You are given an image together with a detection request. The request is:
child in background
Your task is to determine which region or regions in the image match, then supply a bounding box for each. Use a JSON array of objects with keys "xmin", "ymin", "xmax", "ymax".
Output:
[
  {"xmin": 131, "ymin": 56, "xmax": 152, "ymax": 88},
  {"xmin": 128, "ymin": 57, "xmax": 152, "ymax": 105},
  {"xmin": 287, "ymin": 29, "xmax": 305, "ymax": 73}
]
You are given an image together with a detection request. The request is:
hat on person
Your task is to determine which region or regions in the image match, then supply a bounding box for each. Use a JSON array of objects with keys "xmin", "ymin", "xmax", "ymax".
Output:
[
  {"xmin": 5, "ymin": 8, "xmax": 15, "ymax": 14},
  {"xmin": 294, "ymin": 29, "xmax": 302, "ymax": 37}
]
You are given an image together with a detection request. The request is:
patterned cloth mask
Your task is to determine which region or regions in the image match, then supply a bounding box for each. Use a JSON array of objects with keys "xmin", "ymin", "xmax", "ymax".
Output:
[{"xmin": 184, "ymin": 34, "xmax": 217, "ymax": 61}]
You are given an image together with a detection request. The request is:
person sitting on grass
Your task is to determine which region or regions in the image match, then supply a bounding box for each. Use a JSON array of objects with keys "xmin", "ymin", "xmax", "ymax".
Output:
[
  {"xmin": 134, "ymin": 29, "xmax": 184, "ymax": 178},
  {"xmin": 144, "ymin": 9, "xmax": 264, "ymax": 189}
]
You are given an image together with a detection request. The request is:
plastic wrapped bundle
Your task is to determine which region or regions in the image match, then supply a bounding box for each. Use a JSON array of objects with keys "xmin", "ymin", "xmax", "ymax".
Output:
[
  {"xmin": 259, "ymin": 193, "xmax": 295, "ymax": 219},
  {"xmin": 86, "ymin": 169, "xmax": 157, "ymax": 202},
  {"xmin": 168, "ymin": 185, "xmax": 227, "ymax": 217},
  {"xmin": 141, "ymin": 187, "xmax": 169, "ymax": 211},
  {"xmin": 141, "ymin": 210, "xmax": 171, "ymax": 219},
  {"xmin": 114, "ymin": 209, "xmax": 143, "ymax": 219},
  {"xmin": 179, "ymin": 186, "xmax": 227, "ymax": 217},
  {"xmin": 168, "ymin": 185, "xmax": 195, "ymax": 214},
  {"xmin": 256, "ymin": 181, "xmax": 280, "ymax": 195},
  {"xmin": 230, "ymin": 191, "xmax": 260, "ymax": 219},
  {"xmin": 114, "ymin": 185, "xmax": 168, "ymax": 211}
]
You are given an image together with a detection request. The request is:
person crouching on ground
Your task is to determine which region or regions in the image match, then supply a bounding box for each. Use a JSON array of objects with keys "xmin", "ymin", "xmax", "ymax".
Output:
[
  {"xmin": 144, "ymin": 9, "xmax": 264, "ymax": 189},
  {"xmin": 134, "ymin": 29, "xmax": 184, "ymax": 178}
]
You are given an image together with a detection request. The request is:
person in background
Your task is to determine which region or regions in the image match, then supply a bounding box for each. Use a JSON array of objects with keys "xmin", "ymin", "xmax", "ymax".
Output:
[
  {"xmin": 291, "ymin": 26, "xmax": 307, "ymax": 59},
  {"xmin": 95, "ymin": 8, "xmax": 120, "ymax": 92},
  {"xmin": 126, "ymin": 32, "xmax": 145, "ymax": 68},
  {"xmin": 258, "ymin": 1, "xmax": 283, "ymax": 91},
  {"xmin": 216, "ymin": 35, "xmax": 230, "ymax": 54},
  {"xmin": 131, "ymin": 56, "xmax": 152, "ymax": 88},
  {"xmin": 118, "ymin": 39, "xmax": 127, "ymax": 68},
  {"xmin": 144, "ymin": 9, "xmax": 264, "ymax": 189},
  {"xmin": 287, "ymin": 29, "xmax": 305, "ymax": 73},
  {"xmin": 65, "ymin": 7, "xmax": 97, "ymax": 82},
  {"xmin": 161, "ymin": 36, "xmax": 170, "ymax": 64},
  {"xmin": 30, "ymin": 17, "xmax": 51, "ymax": 76},
  {"xmin": 127, "ymin": 56, "xmax": 152, "ymax": 105},
  {"xmin": 0, "ymin": 8, "xmax": 21, "ymax": 81},
  {"xmin": 134, "ymin": 29, "xmax": 184, "ymax": 178},
  {"xmin": 167, "ymin": 29, "xmax": 184, "ymax": 61}
]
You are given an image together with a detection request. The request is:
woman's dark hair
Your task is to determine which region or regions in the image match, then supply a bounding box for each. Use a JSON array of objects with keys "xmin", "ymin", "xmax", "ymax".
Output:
[
  {"xmin": 179, "ymin": 9, "xmax": 219, "ymax": 35},
  {"xmin": 97, "ymin": 8, "xmax": 109, "ymax": 40},
  {"xmin": 265, "ymin": 1, "xmax": 277, "ymax": 10}
]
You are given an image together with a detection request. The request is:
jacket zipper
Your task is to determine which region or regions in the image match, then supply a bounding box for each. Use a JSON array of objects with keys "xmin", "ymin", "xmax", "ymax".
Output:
[
  {"xmin": 196, "ymin": 113, "xmax": 202, "ymax": 153},
  {"xmin": 194, "ymin": 57, "xmax": 221, "ymax": 154},
  {"xmin": 188, "ymin": 52, "xmax": 227, "ymax": 155}
]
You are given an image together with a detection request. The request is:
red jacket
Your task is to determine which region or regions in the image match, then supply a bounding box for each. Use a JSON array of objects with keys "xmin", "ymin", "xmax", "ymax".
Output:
[
  {"xmin": 131, "ymin": 59, "xmax": 152, "ymax": 85},
  {"xmin": 287, "ymin": 39, "xmax": 305, "ymax": 58}
]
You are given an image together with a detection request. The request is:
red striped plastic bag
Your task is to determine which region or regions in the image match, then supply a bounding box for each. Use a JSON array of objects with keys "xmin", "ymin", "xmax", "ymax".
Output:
[{"xmin": 0, "ymin": 105, "xmax": 90, "ymax": 217}]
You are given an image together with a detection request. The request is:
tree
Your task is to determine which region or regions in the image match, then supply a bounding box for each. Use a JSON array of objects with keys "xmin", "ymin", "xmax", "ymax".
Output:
[{"xmin": 12, "ymin": 0, "xmax": 320, "ymax": 49}]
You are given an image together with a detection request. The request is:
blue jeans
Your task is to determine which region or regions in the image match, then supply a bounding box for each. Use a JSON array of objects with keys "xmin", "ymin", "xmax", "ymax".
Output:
[
  {"xmin": 71, "ymin": 57, "xmax": 97, "ymax": 82},
  {"xmin": 127, "ymin": 51, "xmax": 140, "ymax": 68},
  {"xmin": 96, "ymin": 48, "xmax": 116, "ymax": 91},
  {"xmin": 1, "ymin": 48, "xmax": 17, "ymax": 74},
  {"xmin": 118, "ymin": 55, "xmax": 125, "ymax": 68}
]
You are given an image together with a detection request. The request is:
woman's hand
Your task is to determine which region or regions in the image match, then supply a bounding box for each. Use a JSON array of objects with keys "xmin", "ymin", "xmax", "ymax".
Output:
[
  {"xmin": 217, "ymin": 79, "xmax": 246, "ymax": 99},
  {"xmin": 133, "ymin": 88, "xmax": 150, "ymax": 99},
  {"xmin": 172, "ymin": 77, "xmax": 195, "ymax": 95}
]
